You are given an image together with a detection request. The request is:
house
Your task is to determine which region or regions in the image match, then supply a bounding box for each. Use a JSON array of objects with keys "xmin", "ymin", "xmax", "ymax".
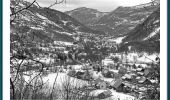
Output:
[
  {"xmin": 118, "ymin": 67, "xmax": 127, "ymax": 75},
  {"xmin": 102, "ymin": 68, "xmax": 109, "ymax": 74},
  {"xmin": 67, "ymin": 70, "xmax": 76, "ymax": 77},
  {"xmin": 92, "ymin": 64, "xmax": 100, "ymax": 71},
  {"xmin": 122, "ymin": 74, "xmax": 132, "ymax": 80},
  {"xmin": 97, "ymin": 90, "xmax": 112, "ymax": 99},
  {"xmin": 102, "ymin": 69, "xmax": 114, "ymax": 78},
  {"xmin": 138, "ymin": 77, "xmax": 152, "ymax": 84},
  {"xmin": 137, "ymin": 72, "xmax": 144, "ymax": 76},
  {"xmin": 125, "ymin": 82, "xmax": 134, "ymax": 87},
  {"xmin": 144, "ymin": 69, "xmax": 151, "ymax": 76},
  {"xmin": 102, "ymin": 58, "xmax": 114, "ymax": 66},
  {"xmin": 132, "ymin": 64, "xmax": 137, "ymax": 69},
  {"xmin": 81, "ymin": 65, "xmax": 93, "ymax": 70},
  {"xmin": 111, "ymin": 79, "xmax": 124, "ymax": 92},
  {"xmin": 75, "ymin": 71, "xmax": 84, "ymax": 79},
  {"xmin": 82, "ymin": 70, "xmax": 92, "ymax": 81},
  {"xmin": 107, "ymin": 63, "xmax": 116, "ymax": 69},
  {"xmin": 114, "ymin": 73, "xmax": 122, "ymax": 79},
  {"xmin": 94, "ymin": 78, "xmax": 103, "ymax": 84},
  {"xmin": 138, "ymin": 65, "xmax": 143, "ymax": 68},
  {"xmin": 123, "ymin": 83, "xmax": 132, "ymax": 93},
  {"xmin": 99, "ymin": 82, "xmax": 107, "ymax": 89},
  {"xmin": 94, "ymin": 78, "xmax": 104, "ymax": 88}
]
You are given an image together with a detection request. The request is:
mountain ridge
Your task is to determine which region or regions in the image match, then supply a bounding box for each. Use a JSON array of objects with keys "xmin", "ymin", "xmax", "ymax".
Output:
[
  {"xmin": 118, "ymin": 7, "xmax": 160, "ymax": 53},
  {"xmin": 65, "ymin": 7, "xmax": 108, "ymax": 26},
  {"xmin": 11, "ymin": 1, "xmax": 105, "ymax": 44},
  {"xmin": 66, "ymin": 3, "xmax": 158, "ymax": 37}
]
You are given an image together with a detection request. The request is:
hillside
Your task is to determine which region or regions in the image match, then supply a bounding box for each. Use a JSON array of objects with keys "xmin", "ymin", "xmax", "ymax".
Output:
[
  {"xmin": 10, "ymin": 1, "xmax": 104, "ymax": 44},
  {"xmin": 65, "ymin": 7, "xmax": 108, "ymax": 26},
  {"xmin": 118, "ymin": 7, "xmax": 160, "ymax": 53},
  {"xmin": 66, "ymin": 3, "xmax": 158, "ymax": 37},
  {"xmin": 92, "ymin": 3, "xmax": 158, "ymax": 37}
]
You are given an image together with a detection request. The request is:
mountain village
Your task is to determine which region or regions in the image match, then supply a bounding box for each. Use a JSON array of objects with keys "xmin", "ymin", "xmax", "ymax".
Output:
[{"xmin": 10, "ymin": 0, "xmax": 160, "ymax": 100}]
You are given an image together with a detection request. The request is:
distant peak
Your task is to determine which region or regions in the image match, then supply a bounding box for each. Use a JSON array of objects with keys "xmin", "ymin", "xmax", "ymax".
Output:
[
  {"xmin": 68, "ymin": 7, "xmax": 100, "ymax": 12},
  {"xmin": 77, "ymin": 7, "xmax": 88, "ymax": 9},
  {"xmin": 114, "ymin": 2, "xmax": 157, "ymax": 10},
  {"xmin": 75, "ymin": 7, "xmax": 97, "ymax": 11}
]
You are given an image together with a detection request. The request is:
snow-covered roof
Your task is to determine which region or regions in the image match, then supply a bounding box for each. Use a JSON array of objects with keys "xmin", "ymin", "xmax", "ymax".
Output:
[{"xmin": 89, "ymin": 89, "xmax": 136, "ymax": 100}]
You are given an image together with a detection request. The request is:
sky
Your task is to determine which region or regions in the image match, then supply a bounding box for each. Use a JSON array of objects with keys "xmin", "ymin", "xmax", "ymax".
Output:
[{"xmin": 25, "ymin": 0, "xmax": 152, "ymax": 12}]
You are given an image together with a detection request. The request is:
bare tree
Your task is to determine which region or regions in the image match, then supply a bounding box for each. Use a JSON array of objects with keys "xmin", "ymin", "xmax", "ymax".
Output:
[
  {"xmin": 10, "ymin": 0, "xmax": 66, "ymax": 23},
  {"xmin": 10, "ymin": 0, "xmax": 67, "ymax": 100},
  {"xmin": 52, "ymin": 76, "xmax": 93, "ymax": 100}
]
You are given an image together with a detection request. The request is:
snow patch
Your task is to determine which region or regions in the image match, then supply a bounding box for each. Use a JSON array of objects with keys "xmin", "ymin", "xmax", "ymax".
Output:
[
  {"xmin": 112, "ymin": 36, "xmax": 126, "ymax": 44},
  {"xmin": 30, "ymin": 26, "xmax": 43, "ymax": 30},
  {"xmin": 54, "ymin": 41, "xmax": 73, "ymax": 46},
  {"xmin": 128, "ymin": 27, "xmax": 135, "ymax": 30},
  {"xmin": 153, "ymin": 19, "xmax": 160, "ymax": 24},
  {"xmin": 36, "ymin": 13, "xmax": 48, "ymax": 20},
  {"xmin": 21, "ymin": 15, "xmax": 30, "ymax": 21},
  {"xmin": 36, "ymin": 13, "xmax": 63, "ymax": 29},
  {"xmin": 143, "ymin": 27, "xmax": 160, "ymax": 40},
  {"xmin": 62, "ymin": 20, "xmax": 68, "ymax": 26},
  {"xmin": 55, "ymin": 30, "xmax": 72, "ymax": 36},
  {"xmin": 19, "ymin": 3, "xmax": 25, "ymax": 7},
  {"xmin": 39, "ymin": 58, "xmax": 55, "ymax": 64}
]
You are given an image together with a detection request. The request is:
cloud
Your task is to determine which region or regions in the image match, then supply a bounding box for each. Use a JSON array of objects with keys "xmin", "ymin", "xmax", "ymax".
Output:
[{"xmin": 25, "ymin": 0, "xmax": 151, "ymax": 12}]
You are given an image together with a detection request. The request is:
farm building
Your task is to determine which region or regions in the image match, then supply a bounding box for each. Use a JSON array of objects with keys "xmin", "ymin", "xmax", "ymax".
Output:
[{"xmin": 110, "ymin": 79, "xmax": 124, "ymax": 92}]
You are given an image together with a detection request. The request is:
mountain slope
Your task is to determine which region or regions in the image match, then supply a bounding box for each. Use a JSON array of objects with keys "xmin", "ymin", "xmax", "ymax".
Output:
[
  {"xmin": 11, "ymin": 1, "xmax": 104, "ymax": 43},
  {"xmin": 91, "ymin": 3, "xmax": 158, "ymax": 37},
  {"xmin": 65, "ymin": 7, "xmax": 108, "ymax": 26},
  {"xmin": 118, "ymin": 7, "xmax": 160, "ymax": 53},
  {"xmin": 66, "ymin": 3, "xmax": 158, "ymax": 37}
]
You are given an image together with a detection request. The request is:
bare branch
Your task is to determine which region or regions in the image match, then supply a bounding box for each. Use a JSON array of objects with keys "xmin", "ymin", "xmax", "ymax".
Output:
[
  {"xmin": 10, "ymin": 78, "xmax": 15, "ymax": 99},
  {"xmin": 35, "ymin": 1, "xmax": 41, "ymax": 8},
  {"xmin": 13, "ymin": 59, "xmax": 24, "ymax": 82},
  {"xmin": 50, "ymin": 67, "xmax": 60, "ymax": 100},
  {"xmin": 48, "ymin": 0, "xmax": 65, "ymax": 8},
  {"xmin": 10, "ymin": 0, "xmax": 36, "ymax": 17}
]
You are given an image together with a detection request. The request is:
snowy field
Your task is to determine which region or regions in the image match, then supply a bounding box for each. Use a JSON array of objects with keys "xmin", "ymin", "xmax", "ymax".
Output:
[
  {"xmin": 23, "ymin": 71, "xmax": 88, "ymax": 88},
  {"xmin": 89, "ymin": 90, "xmax": 136, "ymax": 100},
  {"xmin": 42, "ymin": 72, "xmax": 89, "ymax": 87},
  {"xmin": 23, "ymin": 69, "xmax": 136, "ymax": 100}
]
